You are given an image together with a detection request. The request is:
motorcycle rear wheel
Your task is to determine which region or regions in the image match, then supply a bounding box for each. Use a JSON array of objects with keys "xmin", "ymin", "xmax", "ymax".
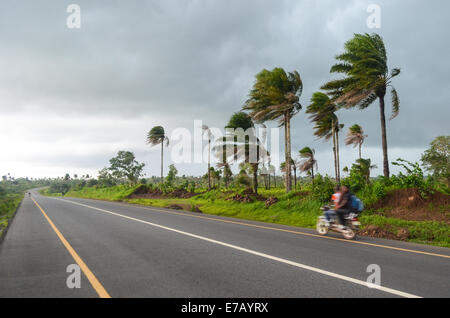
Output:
[{"xmin": 342, "ymin": 227, "xmax": 356, "ymax": 240}]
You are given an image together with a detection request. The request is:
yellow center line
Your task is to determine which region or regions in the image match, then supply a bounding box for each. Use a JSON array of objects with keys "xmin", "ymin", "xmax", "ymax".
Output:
[
  {"xmin": 114, "ymin": 201, "xmax": 450, "ymax": 259},
  {"xmin": 32, "ymin": 197, "xmax": 111, "ymax": 298}
]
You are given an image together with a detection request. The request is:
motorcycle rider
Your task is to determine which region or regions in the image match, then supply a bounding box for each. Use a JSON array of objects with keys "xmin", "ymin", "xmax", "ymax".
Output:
[
  {"xmin": 334, "ymin": 185, "xmax": 354, "ymax": 230},
  {"xmin": 324, "ymin": 186, "xmax": 341, "ymax": 225}
]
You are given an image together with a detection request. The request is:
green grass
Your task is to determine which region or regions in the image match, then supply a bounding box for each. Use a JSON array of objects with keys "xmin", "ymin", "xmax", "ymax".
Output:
[
  {"xmin": 58, "ymin": 185, "xmax": 450, "ymax": 248},
  {"xmin": 0, "ymin": 194, "xmax": 23, "ymax": 238},
  {"xmin": 65, "ymin": 184, "xmax": 140, "ymax": 201}
]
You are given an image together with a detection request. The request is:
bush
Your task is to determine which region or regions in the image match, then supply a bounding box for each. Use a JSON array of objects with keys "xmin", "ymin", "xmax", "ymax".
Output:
[
  {"xmin": 373, "ymin": 181, "xmax": 387, "ymax": 200},
  {"xmin": 312, "ymin": 174, "xmax": 335, "ymax": 203}
]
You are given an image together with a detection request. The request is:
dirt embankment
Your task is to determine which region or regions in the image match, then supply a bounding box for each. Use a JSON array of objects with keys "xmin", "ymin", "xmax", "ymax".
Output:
[
  {"xmin": 129, "ymin": 187, "xmax": 199, "ymax": 199},
  {"xmin": 371, "ymin": 188, "xmax": 450, "ymax": 224}
]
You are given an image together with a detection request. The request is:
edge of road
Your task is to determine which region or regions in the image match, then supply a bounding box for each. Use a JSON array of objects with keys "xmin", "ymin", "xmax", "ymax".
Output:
[
  {"xmin": 50, "ymin": 194, "xmax": 450, "ymax": 259},
  {"xmin": 0, "ymin": 196, "xmax": 24, "ymax": 244}
]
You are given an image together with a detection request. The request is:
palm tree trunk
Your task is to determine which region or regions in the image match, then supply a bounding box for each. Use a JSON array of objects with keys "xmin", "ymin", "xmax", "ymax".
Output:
[
  {"xmin": 336, "ymin": 129, "xmax": 341, "ymax": 184},
  {"xmin": 379, "ymin": 96, "xmax": 390, "ymax": 178},
  {"xmin": 311, "ymin": 167, "xmax": 315, "ymax": 189},
  {"xmin": 294, "ymin": 167, "xmax": 297, "ymax": 190},
  {"xmin": 285, "ymin": 113, "xmax": 292, "ymax": 193},
  {"xmin": 160, "ymin": 142, "xmax": 164, "ymax": 183},
  {"xmin": 252, "ymin": 163, "xmax": 258, "ymax": 194},
  {"xmin": 208, "ymin": 139, "xmax": 211, "ymax": 191},
  {"xmin": 332, "ymin": 120, "xmax": 338, "ymax": 183},
  {"xmin": 359, "ymin": 143, "xmax": 362, "ymax": 160}
]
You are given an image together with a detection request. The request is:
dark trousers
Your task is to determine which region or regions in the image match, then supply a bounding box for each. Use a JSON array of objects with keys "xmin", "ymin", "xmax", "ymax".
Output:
[{"xmin": 335, "ymin": 209, "xmax": 349, "ymax": 226}]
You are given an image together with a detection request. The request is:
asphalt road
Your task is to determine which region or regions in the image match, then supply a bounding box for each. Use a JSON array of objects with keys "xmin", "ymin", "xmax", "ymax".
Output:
[{"xmin": 0, "ymin": 189, "xmax": 449, "ymax": 298}]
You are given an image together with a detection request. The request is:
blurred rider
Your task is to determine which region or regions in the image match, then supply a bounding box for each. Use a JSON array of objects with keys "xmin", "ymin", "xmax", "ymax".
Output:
[
  {"xmin": 324, "ymin": 186, "xmax": 341, "ymax": 225},
  {"xmin": 334, "ymin": 185, "xmax": 353, "ymax": 230}
]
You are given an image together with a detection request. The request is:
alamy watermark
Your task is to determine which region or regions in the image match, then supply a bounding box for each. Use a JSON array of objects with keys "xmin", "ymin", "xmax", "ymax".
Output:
[
  {"xmin": 168, "ymin": 120, "xmax": 281, "ymax": 168},
  {"xmin": 367, "ymin": 4, "xmax": 381, "ymax": 29},
  {"xmin": 66, "ymin": 264, "xmax": 81, "ymax": 289},
  {"xmin": 366, "ymin": 264, "xmax": 381, "ymax": 288},
  {"xmin": 66, "ymin": 4, "xmax": 81, "ymax": 29}
]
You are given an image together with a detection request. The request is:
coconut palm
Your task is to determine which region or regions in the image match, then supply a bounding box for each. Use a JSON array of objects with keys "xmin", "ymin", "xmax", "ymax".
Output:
[
  {"xmin": 243, "ymin": 68, "xmax": 303, "ymax": 193},
  {"xmin": 146, "ymin": 126, "xmax": 169, "ymax": 182},
  {"xmin": 353, "ymin": 158, "xmax": 377, "ymax": 183},
  {"xmin": 346, "ymin": 124, "xmax": 368, "ymax": 159},
  {"xmin": 213, "ymin": 112, "xmax": 268, "ymax": 194},
  {"xmin": 322, "ymin": 33, "xmax": 400, "ymax": 178},
  {"xmin": 202, "ymin": 124, "xmax": 213, "ymax": 191},
  {"xmin": 306, "ymin": 92, "xmax": 343, "ymax": 183},
  {"xmin": 216, "ymin": 161, "xmax": 232, "ymax": 188},
  {"xmin": 280, "ymin": 158, "xmax": 298, "ymax": 190},
  {"xmin": 298, "ymin": 147, "xmax": 318, "ymax": 188}
]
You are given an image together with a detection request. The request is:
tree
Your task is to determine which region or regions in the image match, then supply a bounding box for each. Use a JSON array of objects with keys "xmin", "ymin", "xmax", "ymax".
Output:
[
  {"xmin": 166, "ymin": 164, "xmax": 178, "ymax": 186},
  {"xmin": 215, "ymin": 112, "xmax": 267, "ymax": 194},
  {"xmin": 421, "ymin": 136, "xmax": 450, "ymax": 186},
  {"xmin": 345, "ymin": 124, "xmax": 368, "ymax": 159},
  {"xmin": 146, "ymin": 126, "xmax": 169, "ymax": 182},
  {"xmin": 202, "ymin": 125, "xmax": 213, "ymax": 191},
  {"xmin": 244, "ymin": 68, "xmax": 303, "ymax": 193},
  {"xmin": 280, "ymin": 158, "xmax": 298, "ymax": 190},
  {"xmin": 322, "ymin": 33, "xmax": 400, "ymax": 178},
  {"xmin": 98, "ymin": 168, "xmax": 116, "ymax": 187},
  {"xmin": 306, "ymin": 92, "xmax": 343, "ymax": 184},
  {"xmin": 298, "ymin": 147, "xmax": 318, "ymax": 188},
  {"xmin": 108, "ymin": 151, "xmax": 145, "ymax": 185},
  {"xmin": 352, "ymin": 158, "xmax": 377, "ymax": 184},
  {"xmin": 217, "ymin": 162, "xmax": 233, "ymax": 188}
]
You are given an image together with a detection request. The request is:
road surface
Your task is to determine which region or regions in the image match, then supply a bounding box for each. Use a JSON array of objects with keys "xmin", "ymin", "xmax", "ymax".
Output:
[{"xmin": 0, "ymin": 189, "xmax": 449, "ymax": 298}]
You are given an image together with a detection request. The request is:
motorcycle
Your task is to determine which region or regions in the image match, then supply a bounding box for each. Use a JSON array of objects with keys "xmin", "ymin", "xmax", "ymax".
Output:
[{"xmin": 316, "ymin": 205, "xmax": 361, "ymax": 240}]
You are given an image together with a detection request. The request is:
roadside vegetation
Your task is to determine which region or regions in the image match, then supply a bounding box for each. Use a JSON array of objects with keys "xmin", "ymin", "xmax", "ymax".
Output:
[
  {"xmin": 0, "ymin": 177, "xmax": 49, "ymax": 238},
  {"xmin": 40, "ymin": 33, "xmax": 450, "ymax": 248}
]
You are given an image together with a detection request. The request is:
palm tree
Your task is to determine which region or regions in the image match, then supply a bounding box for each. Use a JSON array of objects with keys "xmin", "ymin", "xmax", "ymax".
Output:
[
  {"xmin": 214, "ymin": 112, "xmax": 267, "ymax": 194},
  {"xmin": 306, "ymin": 92, "xmax": 342, "ymax": 183},
  {"xmin": 298, "ymin": 147, "xmax": 318, "ymax": 188},
  {"xmin": 346, "ymin": 124, "xmax": 368, "ymax": 159},
  {"xmin": 216, "ymin": 161, "xmax": 232, "ymax": 188},
  {"xmin": 280, "ymin": 158, "xmax": 298, "ymax": 190},
  {"xmin": 146, "ymin": 126, "xmax": 169, "ymax": 182},
  {"xmin": 202, "ymin": 125, "xmax": 212, "ymax": 191},
  {"xmin": 322, "ymin": 33, "xmax": 400, "ymax": 178},
  {"xmin": 243, "ymin": 68, "xmax": 303, "ymax": 193},
  {"xmin": 353, "ymin": 158, "xmax": 377, "ymax": 183}
]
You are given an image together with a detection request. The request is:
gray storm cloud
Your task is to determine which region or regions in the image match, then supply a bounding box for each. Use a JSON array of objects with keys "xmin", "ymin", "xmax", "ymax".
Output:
[{"xmin": 0, "ymin": 0, "xmax": 448, "ymax": 178}]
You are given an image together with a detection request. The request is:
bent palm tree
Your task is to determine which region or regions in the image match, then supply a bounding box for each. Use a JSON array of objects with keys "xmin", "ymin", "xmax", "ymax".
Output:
[
  {"xmin": 346, "ymin": 124, "xmax": 368, "ymax": 159},
  {"xmin": 298, "ymin": 147, "xmax": 318, "ymax": 188},
  {"xmin": 322, "ymin": 33, "xmax": 400, "ymax": 178},
  {"xmin": 353, "ymin": 158, "xmax": 377, "ymax": 183},
  {"xmin": 280, "ymin": 158, "xmax": 298, "ymax": 190},
  {"xmin": 244, "ymin": 68, "xmax": 303, "ymax": 193},
  {"xmin": 306, "ymin": 92, "xmax": 342, "ymax": 183},
  {"xmin": 213, "ymin": 112, "xmax": 268, "ymax": 194},
  {"xmin": 146, "ymin": 126, "xmax": 169, "ymax": 182}
]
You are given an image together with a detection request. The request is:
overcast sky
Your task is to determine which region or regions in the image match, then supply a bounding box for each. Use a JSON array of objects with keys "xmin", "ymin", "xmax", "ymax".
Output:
[{"xmin": 0, "ymin": 0, "xmax": 449, "ymax": 179}]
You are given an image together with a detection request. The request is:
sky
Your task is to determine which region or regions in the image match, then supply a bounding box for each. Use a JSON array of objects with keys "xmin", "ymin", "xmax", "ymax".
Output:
[{"xmin": 0, "ymin": 0, "xmax": 449, "ymax": 179}]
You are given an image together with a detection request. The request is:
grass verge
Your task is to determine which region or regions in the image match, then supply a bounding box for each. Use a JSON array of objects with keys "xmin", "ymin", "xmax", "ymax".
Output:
[{"xmin": 0, "ymin": 194, "xmax": 23, "ymax": 239}]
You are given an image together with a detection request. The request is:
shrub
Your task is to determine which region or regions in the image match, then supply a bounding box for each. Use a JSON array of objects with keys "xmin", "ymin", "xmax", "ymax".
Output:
[{"xmin": 312, "ymin": 174, "xmax": 335, "ymax": 203}]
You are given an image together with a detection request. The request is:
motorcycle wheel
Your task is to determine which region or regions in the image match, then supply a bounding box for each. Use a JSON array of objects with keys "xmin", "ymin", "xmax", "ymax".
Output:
[
  {"xmin": 316, "ymin": 219, "xmax": 329, "ymax": 235},
  {"xmin": 342, "ymin": 227, "xmax": 356, "ymax": 240}
]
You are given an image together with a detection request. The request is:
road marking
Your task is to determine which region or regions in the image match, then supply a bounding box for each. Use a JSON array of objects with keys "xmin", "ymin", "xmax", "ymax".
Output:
[
  {"xmin": 31, "ymin": 198, "xmax": 111, "ymax": 298},
  {"xmin": 55, "ymin": 198, "xmax": 422, "ymax": 298},
  {"xmin": 64, "ymin": 198, "xmax": 450, "ymax": 259}
]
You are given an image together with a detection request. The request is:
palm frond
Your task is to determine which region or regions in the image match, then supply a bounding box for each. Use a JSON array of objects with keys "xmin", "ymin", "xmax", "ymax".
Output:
[{"xmin": 390, "ymin": 86, "xmax": 400, "ymax": 120}]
